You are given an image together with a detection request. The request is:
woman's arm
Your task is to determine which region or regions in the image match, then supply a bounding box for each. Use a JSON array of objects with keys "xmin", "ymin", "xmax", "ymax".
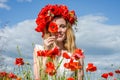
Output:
[
  {"xmin": 77, "ymin": 58, "xmax": 84, "ymax": 80},
  {"xmin": 33, "ymin": 45, "xmax": 47, "ymax": 80},
  {"xmin": 33, "ymin": 47, "xmax": 41, "ymax": 80},
  {"xmin": 33, "ymin": 36, "xmax": 55, "ymax": 80}
]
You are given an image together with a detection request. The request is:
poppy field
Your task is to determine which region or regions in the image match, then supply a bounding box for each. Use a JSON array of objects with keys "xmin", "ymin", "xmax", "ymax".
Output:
[{"xmin": 0, "ymin": 46, "xmax": 120, "ymax": 80}]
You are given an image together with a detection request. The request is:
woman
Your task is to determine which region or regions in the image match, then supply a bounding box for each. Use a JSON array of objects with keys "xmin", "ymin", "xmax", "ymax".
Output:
[{"xmin": 33, "ymin": 4, "xmax": 84, "ymax": 80}]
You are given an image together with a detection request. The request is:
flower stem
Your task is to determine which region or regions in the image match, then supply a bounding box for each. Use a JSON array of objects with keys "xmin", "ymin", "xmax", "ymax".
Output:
[{"xmin": 56, "ymin": 58, "xmax": 64, "ymax": 70}]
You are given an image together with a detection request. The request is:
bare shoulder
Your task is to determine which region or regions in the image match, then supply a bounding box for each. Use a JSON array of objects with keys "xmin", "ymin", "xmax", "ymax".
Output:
[
  {"xmin": 34, "ymin": 44, "xmax": 44, "ymax": 51},
  {"xmin": 33, "ymin": 44, "xmax": 44, "ymax": 57}
]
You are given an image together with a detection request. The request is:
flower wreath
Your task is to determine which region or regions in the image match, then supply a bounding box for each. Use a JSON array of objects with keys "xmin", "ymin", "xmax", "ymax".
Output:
[{"xmin": 35, "ymin": 4, "xmax": 77, "ymax": 36}]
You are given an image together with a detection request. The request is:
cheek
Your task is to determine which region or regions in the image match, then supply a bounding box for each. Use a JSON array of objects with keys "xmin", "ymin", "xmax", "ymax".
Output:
[
  {"xmin": 62, "ymin": 29, "xmax": 67, "ymax": 39},
  {"xmin": 62, "ymin": 28, "xmax": 67, "ymax": 34}
]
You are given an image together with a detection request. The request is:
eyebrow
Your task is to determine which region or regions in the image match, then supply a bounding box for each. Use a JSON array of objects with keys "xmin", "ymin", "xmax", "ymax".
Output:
[{"xmin": 59, "ymin": 24, "xmax": 66, "ymax": 27}]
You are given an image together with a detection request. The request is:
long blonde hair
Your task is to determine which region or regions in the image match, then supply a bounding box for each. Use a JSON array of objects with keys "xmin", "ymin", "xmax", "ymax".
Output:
[
  {"xmin": 43, "ymin": 17, "xmax": 77, "ymax": 53},
  {"xmin": 64, "ymin": 22, "xmax": 76, "ymax": 53}
]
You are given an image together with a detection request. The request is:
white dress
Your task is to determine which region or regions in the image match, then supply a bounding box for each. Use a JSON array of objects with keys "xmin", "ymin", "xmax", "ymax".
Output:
[{"xmin": 34, "ymin": 44, "xmax": 75, "ymax": 79}]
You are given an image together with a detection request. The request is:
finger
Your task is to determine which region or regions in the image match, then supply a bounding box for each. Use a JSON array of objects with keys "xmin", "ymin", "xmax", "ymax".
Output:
[
  {"xmin": 47, "ymin": 40, "xmax": 55, "ymax": 46},
  {"xmin": 44, "ymin": 36, "xmax": 55, "ymax": 47},
  {"xmin": 47, "ymin": 38, "xmax": 55, "ymax": 43},
  {"xmin": 44, "ymin": 38, "xmax": 55, "ymax": 46},
  {"xmin": 47, "ymin": 36, "xmax": 55, "ymax": 40}
]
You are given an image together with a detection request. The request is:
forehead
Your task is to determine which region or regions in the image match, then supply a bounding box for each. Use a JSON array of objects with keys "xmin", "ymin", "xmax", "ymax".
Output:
[{"xmin": 52, "ymin": 17, "xmax": 66, "ymax": 25}]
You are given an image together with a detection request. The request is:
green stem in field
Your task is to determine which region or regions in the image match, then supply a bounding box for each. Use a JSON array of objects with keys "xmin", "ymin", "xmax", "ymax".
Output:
[
  {"xmin": 32, "ymin": 42, "xmax": 35, "ymax": 49},
  {"xmin": 16, "ymin": 45, "xmax": 22, "ymax": 57},
  {"xmin": 56, "ymin": 58, "xmax": 64, "ymax": 70},
  {"xmin": 86, "ymin": 72, "xmax": 91, "ymax": 80}
]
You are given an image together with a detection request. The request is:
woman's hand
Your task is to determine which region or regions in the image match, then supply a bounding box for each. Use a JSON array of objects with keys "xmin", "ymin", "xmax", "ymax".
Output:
[{"xmin": 44, "ymin": 36, "xmax": 55, "ymax": 49}]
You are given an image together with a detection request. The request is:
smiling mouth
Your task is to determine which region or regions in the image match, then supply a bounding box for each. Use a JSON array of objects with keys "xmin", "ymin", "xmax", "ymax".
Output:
[{"xmin": 55, "ymin": 33, "xmax": 63, "ymax": 37}]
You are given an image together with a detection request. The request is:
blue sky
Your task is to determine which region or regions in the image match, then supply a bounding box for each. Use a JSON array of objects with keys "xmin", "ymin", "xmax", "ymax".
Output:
[
  {"xmin": 0, "ymin": 0, "xmax": 120, "ymax": 26},
  {"xmin": 0, "ymin": 0, "xmax": 120, "ymax": 78}
]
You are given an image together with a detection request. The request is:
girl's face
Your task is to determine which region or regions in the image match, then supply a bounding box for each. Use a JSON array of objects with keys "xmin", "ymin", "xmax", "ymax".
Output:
[{"xmin": 52, "ymin": 17, "xmax": 67, "ymax": 42}]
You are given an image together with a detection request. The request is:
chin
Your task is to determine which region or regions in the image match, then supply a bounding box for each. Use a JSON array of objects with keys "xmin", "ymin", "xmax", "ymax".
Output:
[
  {"xmin": 56, "ymin": 35, "xmax": 66, "ymax": 42},
  {"xmin": 56, "ymin": 38, "xmax": 64, "ymax": 42},
  {"xmin": 56, "ymin": 36, "xmax": 65, "ymax": 42}
]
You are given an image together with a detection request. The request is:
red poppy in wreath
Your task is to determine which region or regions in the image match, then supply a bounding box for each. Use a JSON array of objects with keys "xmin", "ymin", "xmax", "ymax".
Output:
[{"xmin": 48, "ymin": 22, "xmax": 58, "ymax": 33}]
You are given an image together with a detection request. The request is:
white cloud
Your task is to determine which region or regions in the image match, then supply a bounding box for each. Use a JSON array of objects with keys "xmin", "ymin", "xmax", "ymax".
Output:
[
  {"xmin": 0, "ymin": 0, "xmax": 32, "ymax": 10},
  {"xmin": 0, "ymin": 0, "xmax": 10, "ymax": 10},
  {"xmin": 0, "ymin": 19, "xmax": 41, "ymax": 72},
  {"xmin": 0, "ymin": 19, "xmax": 42, "ymax": 58},
  {"xmin": 75, "ymin": 14, "xmax": 120, "ymax": 53}
]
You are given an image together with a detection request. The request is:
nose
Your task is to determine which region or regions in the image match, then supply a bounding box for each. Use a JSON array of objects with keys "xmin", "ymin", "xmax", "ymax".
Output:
[{"xmin": 58, "ymin": 26, "xmax": 62, "ymax": 32}]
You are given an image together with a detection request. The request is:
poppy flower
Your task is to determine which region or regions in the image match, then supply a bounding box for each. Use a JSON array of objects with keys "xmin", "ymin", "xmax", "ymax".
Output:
[
  {"xmin": 86, "ymin": 63, "xmax": 97, "ymax": 72},
  {"xmin": 69, "ymin": 10, "xmax": 75, "ymax": 17},
  {"xmin": 45, "ymin": 62, "xmax": 56, "ymax": 76},
  {"xmin": 0, "ymin": 71, "xmax": 7, "ymax": 77},
  {"xmin": 108, "ymin": 72, "xmax": 114, "ymax": 77},
  {"xmin": 68, "ymin": 10, "xmax": 77, "ymax": 24},
  {"xmin": 101, "ymin": 73, "xmax": 109, "ymax": 79},
  {"xmin": 67, "ymin": 77, "xmax": 75, "ymax": 80},
  {"xmin": 15, "ymin": 58, "xmax": 24, "ymax": 66},
  {"xmin": 8, "ymin": 72, "xmax": 17, "ymax": 79},
  {"xmin": 35, "ymin": 15, "xmax": 46, "ymax": 32},
  {"xmin": 62, "ymin": 52, "xmax": 70, "ymax": 59},
  {"xmin": 115, "ymin": 69, "xmax": 120, "ymax": 74},
  {"xmin": 72, "ymin": 48, "xmax": 84, "ymax": 60},
  {"xmin": 64, "ymin": 59, "xmax": 82, "ymax": 71},
  {"xmin": 48, "ymin": 22, "xmax": 58, "ymax": 33},
  {"xmin": 37, "ymin": 50, "xmax": 48, "ymax": 57},
  {"xmin": 46, "ymin": 47, "xmax": 60, "ymax": 59}
]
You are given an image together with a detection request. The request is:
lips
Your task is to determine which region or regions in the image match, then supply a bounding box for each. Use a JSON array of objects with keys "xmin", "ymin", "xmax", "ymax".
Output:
[{"xmin": 55, "ymin": 33, "xmax": 63, "ymax": 37}]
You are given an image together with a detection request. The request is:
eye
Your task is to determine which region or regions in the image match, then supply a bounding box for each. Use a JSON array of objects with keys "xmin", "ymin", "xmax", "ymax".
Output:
[{"xmin": 60, "ymin": 24, "xmax": 66, "ymax": 28}]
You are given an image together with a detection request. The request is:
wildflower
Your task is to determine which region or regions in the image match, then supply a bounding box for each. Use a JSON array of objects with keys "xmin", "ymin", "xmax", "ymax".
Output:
[
  {"xmin": 15, "ymin": 57, "xmax": 24, "ymax": 66},
  {"xmin": 45, "ymin": 62, "xmax": 56, "ymax": 76},
  {"xmin": 8, "ymin": 72, "xmax": 17, "ymax": 79},
  {"xmin": 86, "ymin": 63, "xmax": 97, "ymax": 72},
  {"xmin": 64, "ymin": 59, "xmax": 82, "ymax": 71},
  {"xmin": 69, "ymin": 10, "xmax": 77, "ymax": 24},
  {"xmin": 108, "ymin": 72, "xmax": 114, "ymax": 77},
  {"xmin": 0, "ymin": 71, "xmax": 7, "ymax": 77},
  {"xmin": 67, "ymin": 77, "xmax": 75, "ymax": 80},
  {"xmin": 101, "ymin": 73, "xmax": 109, "ymax": 79},
  {"xmin": 62, "ymin": 52, "xmax": 70, "ymax": 59},
  {"xmin": 115, "ymin": 69, "xmax": 120, "ymax": 74},
  {"xmin": 37, "ymin": 50, "xmax": 46, "ymax": 57},
  {"xmin": 46, "ymin": 47, "xmax": 60, "ymax": 59},
  {"xmin": 72, "ymin": 48, "xmax": 84, "ymax": 60},
  {"xmin": 48, "ymin": 22, "xmax": 58, "ymax": 33}
]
